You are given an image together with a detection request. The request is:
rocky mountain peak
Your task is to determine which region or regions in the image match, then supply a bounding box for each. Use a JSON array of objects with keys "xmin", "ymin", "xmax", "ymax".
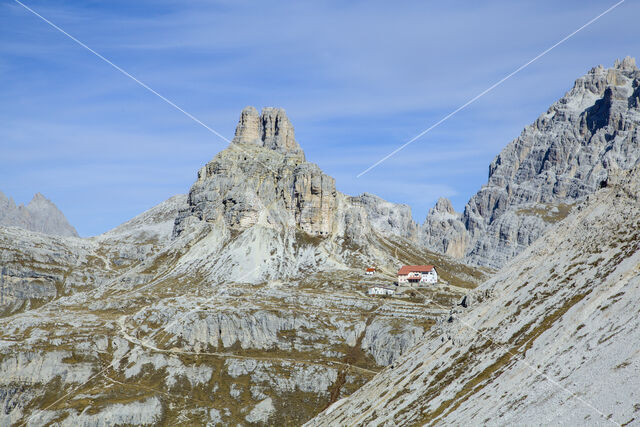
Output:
[
  {"xmin": 0, "ymin": 190, "xmax": 79, "ymax": 237},
  {"xmin": 175, "ymin": 106, "xmax": 338, "ymax": 240},
  {"xmin": 232, "ymin": 106, "xmax": 305, "ymax": 160},
  {"xmin": 430, "ymin": 197, "xmax": 456, "ymax": 216},
  {"xmin": 31, "ymin": 192, "xmax": 47, "ymax": 202},
  {"xmin": 421, "ymin": 57, "xmax": 640, "ymax": 268},
  {"xmin": 421, "ymin": 197, "xmax": 467, "ymax": 259},
  {"xmin": 614, "ymin": 55, "xmax": 637, "ymax": 71},
  {"xmin": 173, "ymin": 106, "xmax": 452, "ymax": 283}
]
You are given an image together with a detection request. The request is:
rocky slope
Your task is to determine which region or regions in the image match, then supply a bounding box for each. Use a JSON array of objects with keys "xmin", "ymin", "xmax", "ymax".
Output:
[
  {"xmin": 170, "ymin": 107, "xmax": 483, "ymax": 286},
  {"xmin": 0, "ymin": 195, "xmax": 186, "ymax": 317},
  {"xmin": 0, "ymin": 107, "xmax": 487, "ymax": 425},
  {"xmin": 308, "ymin": 162, "xmax": 640, "ymax": 426},
  {"xmin": 0, "ymin": 191, "xmax": 78, "ymax": 237},
  {"xmin": 423, "ymin": 56, "xmax": 640, "ymax": 269}
]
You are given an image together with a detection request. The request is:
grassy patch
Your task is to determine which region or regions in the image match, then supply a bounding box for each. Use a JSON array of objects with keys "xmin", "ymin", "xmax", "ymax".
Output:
[{"xmin": 516, "ymin": 203, "xmax": 574, "ymax": 224}]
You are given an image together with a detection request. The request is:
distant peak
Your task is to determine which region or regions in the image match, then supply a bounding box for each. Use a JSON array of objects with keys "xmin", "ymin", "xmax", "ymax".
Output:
[
  {"xmin": 432, "ymin": 197, "xmax": 456, "ymax": 215},
  {"xmin": 614, "ymin": 56, "xmax": 637, "ymax": 71},
  {"xmin": 28, "ymin": 192, "xmax": 54, "ymax": 207},
  {"xmin": 0, "ymin": 190, "xmax": 78, "ymax": 237},
  {"xmin": 31, "ymin": 192, "xmax": 48, "ymax": 202},
  {"xmin": 232, "ymin": 106, "xmax": 305, "ymax": 160}
]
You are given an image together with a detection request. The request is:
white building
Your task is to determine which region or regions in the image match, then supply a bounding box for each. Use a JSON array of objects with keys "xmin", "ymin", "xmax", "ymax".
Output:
[
  {"xmin": 365, "ymin": 268, "xmax": 376, "ymax": 276},
  {"xmin": 368, "ymin": 286, "xmax": 395, "ymax": 296},
  {"xmin": 397, "ymin": 265, "xmax": 438, "ymax": 285}
]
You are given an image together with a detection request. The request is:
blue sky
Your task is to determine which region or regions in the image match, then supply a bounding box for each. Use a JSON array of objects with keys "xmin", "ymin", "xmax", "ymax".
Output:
[{"xmin": 1, "ymin": 0, "xmax": 638, "ymax": 236}]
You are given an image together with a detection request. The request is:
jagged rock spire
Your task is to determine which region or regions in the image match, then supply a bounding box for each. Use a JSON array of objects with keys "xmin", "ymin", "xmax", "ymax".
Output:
[
  {"xmin": 0, "ymin": 190, "xmax": 79, "ymax": 237},
  {"xmin": 232, "ymin": 106, "xmax": 305, "ymax": 160},
  {"xmin": 430, "ymin": 197, "xmax": 457, "ymax": 216},
  {"xmin": 614, "ymin": 56, "xmax": 637, "ymax": 71}
]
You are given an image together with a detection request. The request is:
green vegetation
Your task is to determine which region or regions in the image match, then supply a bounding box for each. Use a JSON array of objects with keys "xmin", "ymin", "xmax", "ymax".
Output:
[{"xmin": 516, "ymin": 203, "xmax": 574, "ymax": 224}]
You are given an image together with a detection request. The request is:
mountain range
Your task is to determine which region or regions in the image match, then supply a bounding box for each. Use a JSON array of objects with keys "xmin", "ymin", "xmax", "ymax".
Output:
[
  {"xmin": 0, "ymin": 103, "xmax": 484, "ymax": 425},
  {"xmin": 0, "ymin": 191, "xmax": 78, "ymax": 237},
  {"xmin": 421, "ymin": 55, "xmax": 640, "ymax": 268},
  {"xmin": 0, "ymin": 57, "xmax": 638, "ymax": 425}
]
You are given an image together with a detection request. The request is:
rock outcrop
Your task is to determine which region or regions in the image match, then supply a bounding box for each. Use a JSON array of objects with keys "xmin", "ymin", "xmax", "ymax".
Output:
[
  {"xmin": 349, "ymin": 193, "xmax": 418, "ymax": 239},
  {"xmin": 420, "ymin": 198, "xmax": 468, "ymax": 258},
  {"xmin": 0, "ymin": 191, "xmax": 78, "ymax": 237},
  {"xmin": 172, "ymin": 106, "xmax": 457, "ymax": 283},
  {"xmin": 175, "ymin": 107, "xmax": 335, "ymax": 238},
  {"xmin": 422, "ymin": 56, "xmax": 640, "ymax": 268},
  {"xmin": 232, "ymin": 106, "xmax": 305, "ymax": 160}
]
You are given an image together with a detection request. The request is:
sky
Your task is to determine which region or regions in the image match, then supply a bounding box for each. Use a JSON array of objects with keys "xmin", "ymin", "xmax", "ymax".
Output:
[{"xmin": 1, "ymin": 0, "xmax": 638, "ymax": 237}]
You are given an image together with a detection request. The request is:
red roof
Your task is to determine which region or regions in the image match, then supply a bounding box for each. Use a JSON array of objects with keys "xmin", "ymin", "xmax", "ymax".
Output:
[
  {"xmin": 366, "ymin": 268, "xmax": 376, "ymax": 272},
  {"xmin": 397, "ymin": 265, "xmax": 434, "ymax": 275}
]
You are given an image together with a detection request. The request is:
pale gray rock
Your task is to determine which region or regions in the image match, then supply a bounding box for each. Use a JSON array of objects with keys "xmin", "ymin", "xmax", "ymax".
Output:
[
  {"xmin": 174, "ymin": 136, "xmax": 334, "ymax": 237},
  {"xmin": 360, "ymin": 319, "xmax": 425, "ymax": 366},
  {"xmin": 122, "ymin": 347, "xmax": 212, "ymax": 388},
  {"xmin": 0, "ymin": 191, "xmax": 78, "ymax": 237},
  {"xmin": 171, "ymin": 106, "xmax": 469, "ymax": 284},
  {"xmin": 307, "ymin": 156, "xmax": 640, "ymax": 427},
  {"xmin": 421, "ymin": 197, "xmax": 468, "ymax": 258},
  {"xmin": 245, "ymin": 397, "xmax": 275, "ymax": 424},
  {"xmin": 422, "ymin": 57, "xmax": 640, "ymax": 268},
  {"xmin": 134, "ymin": 299, "xmax": 428, "ymax": 367},
  {"xmin": 0, "ymin": 351, "xmax": 93, "ymax": 385},
  {"xmin": 349, "ymin": 193, "xmax": 418, "ymax": 238},
  {"xmin": 0, "ymin": 227, "xmax": 105, "ymax": 316},
  {"xmin": 208, "ymin": 408, "xmax": 223, "ymax": 425},
  {"xmin": 29, "ymin": 397, "xmax": 163, "ymax": 427},
  {"xmin": 99, "ymin": 194, "xmax": 187, "ymax": 244},
  {"xmin": 232, "ymin": 106, "xmax": 305, "ymax": 160}
]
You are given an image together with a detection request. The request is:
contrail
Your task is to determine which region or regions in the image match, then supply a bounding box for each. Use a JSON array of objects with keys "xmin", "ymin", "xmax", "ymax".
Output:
[{"xmin": 357, "ymin": 0, "xmax": 625, "ymax": 177}]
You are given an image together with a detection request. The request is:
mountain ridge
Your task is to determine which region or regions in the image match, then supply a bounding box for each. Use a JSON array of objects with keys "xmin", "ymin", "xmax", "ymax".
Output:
[
  {"xmin": 421, "ymin": 56, "xmax": 640, "ymax": 268},
  {"xmin": 0, "ymin": 107, "xmax": 487, "ymax": 425},
  {"xmin": 0, "ymin": 190, "xmax": 78, "ymax": 237},
  {"xmin": 1, "ymin": 57, "xmax": 639, "ymax": 425}
]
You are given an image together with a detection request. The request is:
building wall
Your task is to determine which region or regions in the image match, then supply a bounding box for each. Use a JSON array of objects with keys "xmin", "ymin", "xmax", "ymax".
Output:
[
  {"xmin": 421, "ymin": 270, "xmax": 438, "ymax": 283},
  {"xmin": 398, "ymin": 270, "xmax": 438, "ymax": 284},
  {"xmin": 369, "ymin": 287, "xmax": 394, "ymax": 295}
]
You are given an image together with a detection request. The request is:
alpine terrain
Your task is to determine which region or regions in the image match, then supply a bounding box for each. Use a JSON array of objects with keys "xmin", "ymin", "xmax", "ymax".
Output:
[
  {"xmin": 421, "ymin": 56, "xmax": 640, "ymax": 269},
  {"xmin": 0, "ymin": 107, "xmax": 485, "ymax": 425},
  {"xmin": 1, "ymin": 57, "xmax": 639, "ymax": 426},
  {"xmin": 308, "ymin": 156, "xmax": 640, "ymax": 427}
]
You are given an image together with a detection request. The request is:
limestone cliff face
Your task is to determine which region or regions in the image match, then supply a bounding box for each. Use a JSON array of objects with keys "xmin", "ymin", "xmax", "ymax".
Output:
[
  {"xmin": 176, "ymin": 107, "xmax": 424, "ymax": 242},
  {"xmin": 348, "ymin": 193, "xmax": 418, "ymax": 239},
  {"xmin": 175, "ymin": 107, "xmax": 334, "ymax": 237},
  {"xmin": 420, "ymin": 198, "xmax": 468, "ymax": 259},
  {"xmin": 422, "ymin": 57, "xmax": 640, "ymax": 268},
  {"xmin": 232, "ymin": 106, "xmax": 305, "ymax": 160},
  {"xmin": 290, "ymin": 164, "xmax": 337, "ymax": 236}
]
